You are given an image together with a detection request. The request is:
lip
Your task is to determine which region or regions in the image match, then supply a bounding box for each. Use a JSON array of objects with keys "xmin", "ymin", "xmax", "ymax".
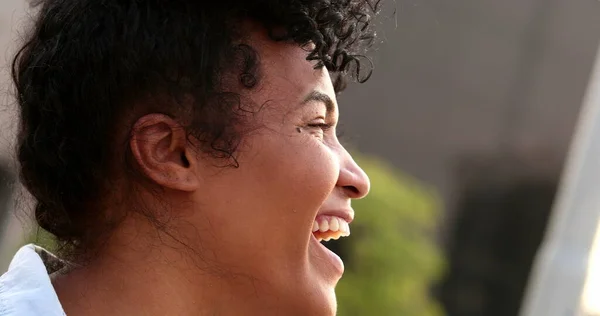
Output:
[
  {"xmin": 310, "ymin": 232, "xmax": 345, "ymax": 275},
  {"xmin": 309, "ymin": 208, "xmax": 353, "ymax": 278},
  {"xmin": 315, "ymin": 209, "xmax": 354, "ymax": 224}
]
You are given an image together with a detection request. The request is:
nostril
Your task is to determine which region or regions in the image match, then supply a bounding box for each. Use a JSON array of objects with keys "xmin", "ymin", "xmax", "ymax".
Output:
[
  {"xmin": 181, "ymin": 153, "xmax": 190, "ymax": 167},
  {"xmin": 343, "ymin": 185, "xmax": 360, "ymax": 197}
]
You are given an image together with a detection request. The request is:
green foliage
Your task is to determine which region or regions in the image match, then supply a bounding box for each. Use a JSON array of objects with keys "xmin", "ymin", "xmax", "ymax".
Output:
[{"xmin": 334, "ymin": 154, "xmax": 445, "ymax": 316}]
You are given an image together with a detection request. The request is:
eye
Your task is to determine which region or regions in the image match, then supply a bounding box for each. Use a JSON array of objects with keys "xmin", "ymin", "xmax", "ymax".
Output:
[
  {"xmin": 306, "ymin": 122, "xmax": 334, "ymax": 131},
  {"xmin": 303, "ymin": 120, "xmax": 334, "ymax": 140}
]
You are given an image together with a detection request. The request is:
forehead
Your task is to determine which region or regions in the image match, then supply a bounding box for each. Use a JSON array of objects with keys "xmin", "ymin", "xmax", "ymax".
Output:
[{"xmin": 242, "ymin": 28, "xmax": 336, "ymax": 110}]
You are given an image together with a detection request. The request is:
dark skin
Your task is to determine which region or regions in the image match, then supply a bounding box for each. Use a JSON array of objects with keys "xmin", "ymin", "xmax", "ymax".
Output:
[{"xmin": 52, "ymin": 27, "xmax": 370, "ymax": 316}]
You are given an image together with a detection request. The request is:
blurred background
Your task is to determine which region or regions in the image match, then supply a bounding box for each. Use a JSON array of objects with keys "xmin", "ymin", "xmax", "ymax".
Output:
[{"xmin": 2, "ymin": 0, "xmax": 600, "ymax": 315}]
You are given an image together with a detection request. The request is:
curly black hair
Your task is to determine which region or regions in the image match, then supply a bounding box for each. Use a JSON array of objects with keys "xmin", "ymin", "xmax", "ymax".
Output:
[{"xmin": 12, "ymin": 0, "xmax": 379, "ymax": 255}]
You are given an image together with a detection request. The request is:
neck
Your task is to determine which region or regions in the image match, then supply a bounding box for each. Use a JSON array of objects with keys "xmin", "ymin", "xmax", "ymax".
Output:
[{"xmin": 51, "ymin": 218, "xmax": 268, "ymax": 315}]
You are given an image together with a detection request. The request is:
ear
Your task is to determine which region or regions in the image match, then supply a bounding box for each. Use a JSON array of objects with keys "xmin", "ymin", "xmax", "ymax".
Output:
[{"xmin": 130, "ymin": 114, "xmax": 199, "ymax": 192}]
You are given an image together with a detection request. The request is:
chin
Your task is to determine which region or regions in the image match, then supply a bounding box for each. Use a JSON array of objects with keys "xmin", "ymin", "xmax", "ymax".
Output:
[
  {"xmin": 294, "ymin": 283, "xmax": 337, "ymax": 316},
  {"xmin": 294, "ymin": 255, "xmax": 341, "ymax": 315},
  {"xmin": 320, "ymin": 287, "xmax": 338, "ymax": 316},
  {"xmin": 275, "ymin": 258, "xmax": 338, "ymax": 316},
  {"xmin": 293, "ymin": 219, "xmax": 349, "ymax": 316}
]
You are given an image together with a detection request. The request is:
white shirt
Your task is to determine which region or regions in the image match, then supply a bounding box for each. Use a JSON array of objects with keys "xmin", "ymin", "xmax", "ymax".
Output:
[{"xmin": 0, "ymin": 244, "xmax": 66, "ymax": 315}]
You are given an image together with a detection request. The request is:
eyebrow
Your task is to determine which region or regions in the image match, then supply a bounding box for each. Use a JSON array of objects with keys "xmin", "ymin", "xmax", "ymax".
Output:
[{"xmin": 302, "ymin": 90, "xmax": 336, "ymax": 116}]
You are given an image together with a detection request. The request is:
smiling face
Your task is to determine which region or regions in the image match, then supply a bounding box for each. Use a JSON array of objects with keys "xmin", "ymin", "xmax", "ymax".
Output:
[
  {"xmin": 180, "ymin": 30, "xmax": 371, "ymax": 314},
  {"xmin": 127, "ymin": 28, "xmax": 370, "ymax": 315}
]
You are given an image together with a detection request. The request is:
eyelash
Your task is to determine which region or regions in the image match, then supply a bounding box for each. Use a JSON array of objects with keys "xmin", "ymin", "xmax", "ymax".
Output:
[{"xmin": 307, "ymin": 123, "xmax": 334, "ymax": 131}]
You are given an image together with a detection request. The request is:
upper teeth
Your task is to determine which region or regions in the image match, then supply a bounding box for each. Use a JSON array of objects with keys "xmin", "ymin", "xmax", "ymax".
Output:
[{"xmin": 312, "ymin": 216, "xmax": 351, "ymax": 241}]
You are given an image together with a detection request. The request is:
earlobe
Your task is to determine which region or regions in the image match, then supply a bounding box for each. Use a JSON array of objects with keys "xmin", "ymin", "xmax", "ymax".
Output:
[{"xmin": 130, "ymin": 114, "xmax": 199, "ymax": 192}]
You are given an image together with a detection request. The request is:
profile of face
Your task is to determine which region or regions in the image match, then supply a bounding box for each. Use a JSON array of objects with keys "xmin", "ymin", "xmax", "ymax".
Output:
[{"xmin": 129, "ymin": 29, "xmax": 370, "ymax": 314}]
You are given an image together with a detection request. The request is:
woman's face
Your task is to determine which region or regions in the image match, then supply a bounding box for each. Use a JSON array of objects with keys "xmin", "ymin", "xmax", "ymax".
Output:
[{"xmin": 188, "ymin": 30, "xmax": 370, "ymax": 315}]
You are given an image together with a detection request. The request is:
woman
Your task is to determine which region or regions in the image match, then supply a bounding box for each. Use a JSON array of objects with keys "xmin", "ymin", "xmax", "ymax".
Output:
[{"xmin": 0, "ymin": 0, "xmax": 377, "ymax": 315}]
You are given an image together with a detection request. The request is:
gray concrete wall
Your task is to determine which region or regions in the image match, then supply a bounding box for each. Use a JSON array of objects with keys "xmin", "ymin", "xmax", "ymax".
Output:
[
  {"xmin": 338, "ymin": 0, "xmax": 600, "ymax": 240},
  {"xmin": 1, "ymin": 0, "xmax": 27, "ymax": 160},
  {"xmin": 0, "ymin": 0, "xmax": 28, "ymax": 268}
]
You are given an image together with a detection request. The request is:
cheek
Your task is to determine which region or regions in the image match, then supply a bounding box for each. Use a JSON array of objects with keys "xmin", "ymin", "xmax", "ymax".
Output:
[
  {"xmin": 232, "ymin": 130, "xmax": 340, "ymax": 225},
  {"xmin": 276, "ymin": 137, "xmax": 338, "ymax": 205}
]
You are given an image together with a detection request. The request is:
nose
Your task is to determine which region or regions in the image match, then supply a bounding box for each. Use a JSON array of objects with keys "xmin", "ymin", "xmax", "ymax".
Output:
[{"xmin": 337, "ymin": 150, "xmax": 370, "ymax": 199}]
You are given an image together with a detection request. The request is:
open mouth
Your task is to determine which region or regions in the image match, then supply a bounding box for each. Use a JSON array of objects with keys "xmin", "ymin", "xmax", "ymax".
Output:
[
  {"xmin": 309, "ymin": 214, "xmax": 351, "ymax": 275},
  {"xmin": 311, "ymin": 215, "xmax": 351, "ymax": 242}
]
